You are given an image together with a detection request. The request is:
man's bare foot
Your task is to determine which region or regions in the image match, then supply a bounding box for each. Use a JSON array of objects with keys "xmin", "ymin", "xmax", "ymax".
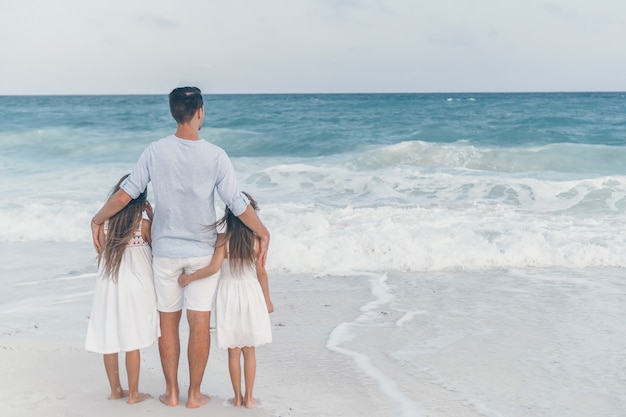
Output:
[
  {"xmin": 109, "ymin": 388, "xmax": 129, "ymax": 400},
  {"xmin": 186, "ymin": 392, "xmax": 211, "ymax": 408},
  {"xmin": 128, "ymin": 392, "xmax": 152, "ymax": 404},
  {"xmin": 159, "ymin": 393, "xmax": 179, "ymax": 407},
  {"xmin": 228, "ymin": 397, "xmax": 243, "ymax": 407},
  {"xmin": 244, "ymin": 396, "xmax": 257, "ymax": 409}
]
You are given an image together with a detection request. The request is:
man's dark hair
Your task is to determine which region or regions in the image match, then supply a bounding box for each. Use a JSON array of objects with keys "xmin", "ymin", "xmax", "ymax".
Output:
[{"xmin": 169, "ymin": 87, "xmax": 204, "ymax": 124}]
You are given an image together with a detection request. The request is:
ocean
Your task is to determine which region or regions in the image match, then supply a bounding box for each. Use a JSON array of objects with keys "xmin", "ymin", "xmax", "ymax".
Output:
[
  {"xmin": 3, "ymin": 92, "xmax": 626, "ymax": 270},
  {"xmin": 1, "ymin": 92, "xmax": 625, "ymax": 416}
]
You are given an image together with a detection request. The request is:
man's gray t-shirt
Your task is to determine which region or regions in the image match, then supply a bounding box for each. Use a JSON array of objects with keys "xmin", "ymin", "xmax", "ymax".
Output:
[{"xmin": 121, "ymin": 135, "xmax": 249, "ymax": 258}]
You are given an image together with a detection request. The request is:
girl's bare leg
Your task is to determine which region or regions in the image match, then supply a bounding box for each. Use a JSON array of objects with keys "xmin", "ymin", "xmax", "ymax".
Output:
[
  {"xmin": 227, "ymin": 348, "xmax": 243, "ymax": 407},
  {"xmin": 125, "ymin": 350, "xmax": 152, "ymax": 404},
  {"xmin": 242, "ymin": 346, "xmax": 257, "ymax": 408},
  {"xmin": 103, "ymin": 353, "xmax": 128, "ymax": 399}
]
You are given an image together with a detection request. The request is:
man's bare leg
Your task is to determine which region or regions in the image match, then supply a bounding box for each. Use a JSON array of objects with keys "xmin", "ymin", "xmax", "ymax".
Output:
[
  {"xmin": 185, "ymin": 309, "xmax": 211, "ymax": 408},
  {"xmin": 242, "ymin": 346, "xmax": 257, "ymax": 408},
  {"xmin": 158, "ymin": 310, "xmax": 182, "ymax": 406},
  {"xmin": 125, "ymin": 350, "xmax": 152, "ymax": 404},
  {"xmin": 103, "ymin": 353, "xmax": 128, "ymax": 400},
  {"xmin": 227, "ymin": 348, "xmax": 243, "ymax": 407}
]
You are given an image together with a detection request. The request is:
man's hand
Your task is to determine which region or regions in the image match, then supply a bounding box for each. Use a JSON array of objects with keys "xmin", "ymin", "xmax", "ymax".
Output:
[
  {"xmin": 90, "ymin": 189, "xmax": 133, "ymax": 254},
  {"xmin": 237, "ymin": 203, "xmax": 270, "ymax": 266}
]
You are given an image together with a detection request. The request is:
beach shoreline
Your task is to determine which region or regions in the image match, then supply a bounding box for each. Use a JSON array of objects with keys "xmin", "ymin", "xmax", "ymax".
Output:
[
  {"xmin": 2, "ymin": 240, "xmax": 626, "ymax": 416},
  {"xmin": 0, "ymin": 244, "xmax": 379, "ymax": 417}
]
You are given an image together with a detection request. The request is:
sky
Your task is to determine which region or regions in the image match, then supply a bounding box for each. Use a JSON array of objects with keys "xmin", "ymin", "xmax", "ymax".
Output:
[{"xmin": 1, "ymin": 0, "xmax": 626, "ymax": 95}]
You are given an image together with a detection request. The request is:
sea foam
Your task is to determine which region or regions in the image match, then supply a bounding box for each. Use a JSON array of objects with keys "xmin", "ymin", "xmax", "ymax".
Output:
[
  {"xmin": 2, "ymin": 93, "xmax": 626, "ymax": 275},
  {"xmin": 3, "ymin": 150, "xmax": 626, "ymax": 273}
]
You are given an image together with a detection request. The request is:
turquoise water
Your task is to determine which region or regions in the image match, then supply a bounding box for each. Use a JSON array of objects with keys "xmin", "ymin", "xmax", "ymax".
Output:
[
  {"xmin": 3, "ymin": 92, "xmax": 626, "ymax": 155},
  {"xmin": 1, "ymin": 92, "xmax": 626, "ymax": 270}
]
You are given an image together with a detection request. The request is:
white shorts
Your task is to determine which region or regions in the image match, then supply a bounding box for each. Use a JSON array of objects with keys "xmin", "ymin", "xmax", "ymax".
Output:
[{"xmin": 153, "ymin": 255, "xmax": 219, "ymax": 312}]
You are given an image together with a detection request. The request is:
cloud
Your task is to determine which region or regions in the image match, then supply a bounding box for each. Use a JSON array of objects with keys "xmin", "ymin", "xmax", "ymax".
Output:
[
  {"xmin": 135, "ymin": 12, "xmax": 180, "ymax": 29},
  {"xmin": 1, "ymin": 0, "xmax": 626, "ymax": 94}
]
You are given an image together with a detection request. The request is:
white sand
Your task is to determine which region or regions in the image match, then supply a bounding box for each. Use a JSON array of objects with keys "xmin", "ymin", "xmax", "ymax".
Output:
[
  {"xmin": 0, "ymin": 271, "xmax": 377, "ymax": 417},
  {"xmin": 0, "ymin": 334, "xmax": 277, "ymax": 417},
  {"xmin": 2, "ymin": 254, "xmax": 625, "ymax": 417}
]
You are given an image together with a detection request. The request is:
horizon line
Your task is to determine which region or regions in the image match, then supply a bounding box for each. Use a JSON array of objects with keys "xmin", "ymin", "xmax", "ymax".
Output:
[{"xmin": 2, "ymin": 90, "xmax": 626, "ymax": 97}]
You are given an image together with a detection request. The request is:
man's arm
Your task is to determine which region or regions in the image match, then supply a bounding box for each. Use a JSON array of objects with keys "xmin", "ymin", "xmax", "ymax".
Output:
[
  {"xmin": 237, "ymin": 204, "xmax": 270, "ymax": 266},
  {"xmin": 90, "ymin": 189, "xmax": 132, "ymax": 253},
  {"xmin": 213, "ymin": 150, "xmax": 269, "ymax": 263}
]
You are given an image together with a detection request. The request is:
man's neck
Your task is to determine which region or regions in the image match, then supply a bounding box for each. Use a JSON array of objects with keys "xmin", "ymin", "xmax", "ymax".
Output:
[{"xmin": 175, "ymin": 124, "xmax": 200, "ymax": 141}]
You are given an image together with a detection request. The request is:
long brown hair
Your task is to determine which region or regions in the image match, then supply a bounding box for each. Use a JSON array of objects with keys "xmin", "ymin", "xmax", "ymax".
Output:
[
  {"xmin": 100, "ymin": 174, "xmax": 147, "ymax": 281},
  {"xmin": 214, "ymin": 192, "xmax": 258, "ymax": 276}
]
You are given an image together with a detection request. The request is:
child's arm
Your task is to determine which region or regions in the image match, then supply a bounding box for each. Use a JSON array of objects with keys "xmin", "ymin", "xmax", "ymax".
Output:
[
  {"xmin": 141, "ymin": 219, "xmax": 152, "ymax": 246},
  {"xmin": 144, "ymin": 201, "xmax": 153, "ymax": 222},
  {"xmin": 97, "ymin": 223, "xmax": 106, "ymax": 255},
  {"xmin": 141, "ymin": 202, "xmax": 153, "ymax": 245},
  {"xmin": 255, "ymin": 237, "xmax": 274, "ymax": 313},
  {"xmin": 178, "ymin": 243, "xmax": 226, "ymax": 287}
]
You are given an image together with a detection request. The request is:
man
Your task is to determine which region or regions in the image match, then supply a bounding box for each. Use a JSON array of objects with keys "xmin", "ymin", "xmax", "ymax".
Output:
[{"xmin": 90, "ymin": 86, "xmax": 270, "ymax": 408}]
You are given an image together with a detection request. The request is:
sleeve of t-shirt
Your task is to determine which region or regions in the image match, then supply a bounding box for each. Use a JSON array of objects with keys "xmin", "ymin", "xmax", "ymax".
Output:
[
  {"xmin": 121, "ymin": 146, "xmax": 152, "ymax": 199},
  {"xmin": 215, "ymin": 150, "xmax": 249, "ymax": 216}
]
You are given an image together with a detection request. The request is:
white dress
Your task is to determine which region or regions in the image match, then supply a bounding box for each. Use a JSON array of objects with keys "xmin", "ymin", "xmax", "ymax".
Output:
[
  {"xmin": 214, "ymin": 257, "xmax": 272, "ymax": 349},
  {"xmin": 85, "ymin": 220, "xmax": 159, "ymax": 354}
]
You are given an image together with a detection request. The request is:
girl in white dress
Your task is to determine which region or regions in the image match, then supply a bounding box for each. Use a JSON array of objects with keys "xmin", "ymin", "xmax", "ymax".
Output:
[
  {"xmin": 85, "ymin": 174, "xmax": 159, "ymax": 404},
  {"xmin": 179, "ymin": 192, "xmax": 273, "ymax": 409}
]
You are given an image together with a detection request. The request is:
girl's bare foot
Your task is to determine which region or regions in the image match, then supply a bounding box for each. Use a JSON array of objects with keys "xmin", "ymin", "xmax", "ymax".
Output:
[
  {"xmin": 243, "ymin": 396, "xmax": 257, "ymax": 409},
  {"xmin": 159, "ymin": 392, "xmax": 179, "ymax": 407},
  {"xmin": 109, "ymin": 388, "xmax": 129, "ymax": 400},
  {"xmin": 228, "ymin": 397, "xmax": 243, "ymax": 407},
  {"xmin": 186, "ymin": 392, "xmax": 210, "ymax": 408},
  {"xmin": 128, "ymin": 392, "xmax": 152, "ymax": 404}
]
